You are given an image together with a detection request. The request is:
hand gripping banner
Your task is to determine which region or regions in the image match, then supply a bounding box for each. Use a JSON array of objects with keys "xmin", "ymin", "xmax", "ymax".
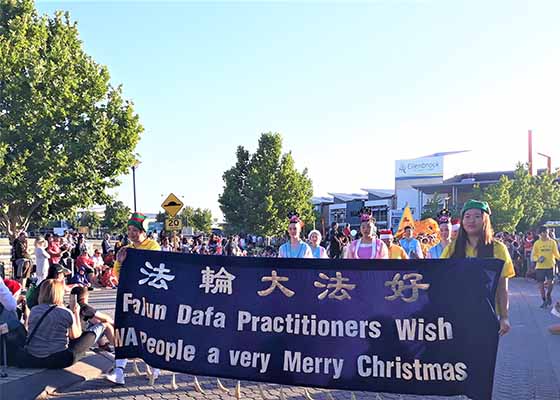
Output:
[{"xmin": 115, "ymin": 250, "xmax": 503, "ymax": 400}]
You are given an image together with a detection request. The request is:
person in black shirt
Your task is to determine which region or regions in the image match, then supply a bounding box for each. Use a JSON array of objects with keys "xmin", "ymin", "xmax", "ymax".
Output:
[
  {"xmin": 101, "ymin": 234, "xmax": 112, "ymax": 257},
  {"xmin": 70, "ymin": 286, "xmax": 115, "ymax": 351}
]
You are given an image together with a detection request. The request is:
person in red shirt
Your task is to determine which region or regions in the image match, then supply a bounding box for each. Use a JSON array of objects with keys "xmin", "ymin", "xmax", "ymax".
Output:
[
  {"xmin": 46, "ymin": 234, "xmax": 62, "ymax": 265},
  {"xmin": 76, "ymin": 249, "xmax": 97, "ymax": 284}
]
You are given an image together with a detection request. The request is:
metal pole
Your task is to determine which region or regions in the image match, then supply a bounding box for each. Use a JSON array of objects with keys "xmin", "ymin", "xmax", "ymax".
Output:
[{"xmin": 132, "ymin": 166, "xmax": 137, "ymax": 212}]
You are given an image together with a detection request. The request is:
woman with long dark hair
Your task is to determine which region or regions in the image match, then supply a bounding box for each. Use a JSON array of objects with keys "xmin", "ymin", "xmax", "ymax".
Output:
[
  {"xmin": 441, "ymin": 200, "xmax": 515, "ymax": 335},
  {"xmin": 278, "ymin": 213, "xmax": 313, "ymax": 258}
]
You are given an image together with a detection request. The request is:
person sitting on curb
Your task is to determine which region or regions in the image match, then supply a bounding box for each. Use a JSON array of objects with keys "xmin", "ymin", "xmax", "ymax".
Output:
[
  {"xmin": 18, "ymin": 279, "xmax": 107, "ymax": 369},
  {"xmin": 70, "ymin": 286, "xmax": 115, "ymax": 351}
]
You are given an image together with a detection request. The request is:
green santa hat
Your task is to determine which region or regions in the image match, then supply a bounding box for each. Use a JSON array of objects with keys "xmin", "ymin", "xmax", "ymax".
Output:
[
  {"xmin": 128, "ymin": 212, "xmax": 148, "ymax": 231},
  {"xmin": 461, "ymin": 199, "xmax": 491, "ymax": 216}
]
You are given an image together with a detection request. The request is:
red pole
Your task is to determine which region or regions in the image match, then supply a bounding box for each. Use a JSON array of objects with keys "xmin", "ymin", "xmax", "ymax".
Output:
[{"xmin": 528, "ymin": 130, "xmax": 533, "ymax": 176}]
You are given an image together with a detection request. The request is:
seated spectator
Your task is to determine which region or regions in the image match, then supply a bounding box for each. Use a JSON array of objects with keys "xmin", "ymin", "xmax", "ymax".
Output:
[
  {"xmin": 103, "ymin": 250, "xmax": 115, "ymax": 268},
  {"xmin": 60, "ymin": 251, "xmax": 75, "ymax": 277},
  {"xmin": 99, "ymin": 267, "xmax": 118, "ymax": 289},
  {"xmin": 69, "ymin": 266, "xmax": 91, "ymax": 288},
  {"xmin": 91, "ymin": 249, "xmax": 104, "ymax": 271},
  {"xmin": 70, "ymin": 286, "xmax": 115, "ymax": 350},
  {"xmin": 76, "ymin": 249, "xmax": 96, "ymax": 283},
  {"xmin": 27, "ymin": 264, "xmax": 72, "ymax": 309},
  {"xmin": 18, "ymin": 279, "xmax": 104, "ymax": 369}
]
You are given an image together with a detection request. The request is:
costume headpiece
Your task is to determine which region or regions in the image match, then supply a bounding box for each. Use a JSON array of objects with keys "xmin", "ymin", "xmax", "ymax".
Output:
[
  {"xmin": 359, "ymin": 208, "xmax": 376, "ymax": 223},
  {"xmin": 379, "ymin": 229, "xmax": 393, "ymax": 240},
  {"xmin": 128, "ymin": 212, "xmax": 148, "ymax": 232},
  {"xmin": 288, "ymin": 211, "xmax": 303, "ymax": 226}
]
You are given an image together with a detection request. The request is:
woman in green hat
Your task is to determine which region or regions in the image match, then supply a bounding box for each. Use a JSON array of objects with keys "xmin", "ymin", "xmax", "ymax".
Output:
[{"xmin": 441, "ymin": 199, "xmax": 515, "ymax": 336}]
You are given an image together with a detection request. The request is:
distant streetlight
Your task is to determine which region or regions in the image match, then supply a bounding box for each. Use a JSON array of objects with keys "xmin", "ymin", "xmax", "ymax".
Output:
[
  {"xmin": 537, "ymin": 152, "xmax": 552, "ymax": 174},
  {"xmin": 132, "ymin": 159, "xmax": 141, "ymax": 212}
]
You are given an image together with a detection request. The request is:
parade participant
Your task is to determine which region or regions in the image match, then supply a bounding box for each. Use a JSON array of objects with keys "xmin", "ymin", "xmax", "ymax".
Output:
[
  {"xmin": 450, "ymin": 218, "xmax": 460, "ymax": 240},
  {"xmin": 379, "ymin": 229, "xmax": 408, "ymax": 259},
  {"xmin": 428, "ymin": 212, "xmax": 452, "ymax": 259},
  {"xmin": 345, "ymin": 212, "xmax": 388, "ymax": 259},
  {"xmin": 278, "ymin": 213, "xmax": 313, "ymax": 258},
  {"xmin": 532, "ymin": 226, "xmax": 560, "ymax": 308},
  {"xmin": 399, "ymin": 225, "xmax": 423, "ymax": 259},
  {"xmin": 308, "ymin": 229, "xmax": 328, "ymax": 259},
  {"xmin": 107, "ymin": 212, "xmax": 161, "ymax": 385},
  {"xmin": 441, "ymin": 200, "xmax": 515, "ymax": 336}
]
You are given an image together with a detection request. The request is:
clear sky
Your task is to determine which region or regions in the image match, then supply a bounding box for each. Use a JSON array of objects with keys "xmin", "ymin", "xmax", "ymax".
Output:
[{"xmin": 36, "ymin": 1, "xmax": 560, "ymax": 218}]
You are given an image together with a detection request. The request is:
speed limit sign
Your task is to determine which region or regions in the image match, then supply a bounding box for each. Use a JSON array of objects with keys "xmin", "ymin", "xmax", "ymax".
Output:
[{"xmin": 165, "ymin": 217, "xmax": 183, "ymax": 231}]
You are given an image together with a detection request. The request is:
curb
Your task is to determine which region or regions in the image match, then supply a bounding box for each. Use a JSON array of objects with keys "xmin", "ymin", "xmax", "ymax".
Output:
[{"xmin": 0, "ymin": 352, "xmax": 114, "ymax": 400}]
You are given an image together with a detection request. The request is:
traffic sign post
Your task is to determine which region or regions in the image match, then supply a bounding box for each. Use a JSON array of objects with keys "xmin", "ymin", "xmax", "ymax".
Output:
[
  {"xmin": 161, "ymin": 193, "xmax": 184, "ymax": 217},
  {"xmin": 165, "ymin": 217, "xmax": 183, "ymax": 231}
]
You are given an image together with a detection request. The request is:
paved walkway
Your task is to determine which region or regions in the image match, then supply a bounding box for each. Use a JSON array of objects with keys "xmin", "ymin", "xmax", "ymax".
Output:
[{"xmin": 18, "ymin": 278, "xmax": 555, "ymax": 400}]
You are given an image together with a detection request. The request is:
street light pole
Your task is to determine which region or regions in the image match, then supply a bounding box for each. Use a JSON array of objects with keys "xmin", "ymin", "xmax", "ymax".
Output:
[{"xmin": 132, "ymin": 160, "xmax": 141, "ymax": 212}]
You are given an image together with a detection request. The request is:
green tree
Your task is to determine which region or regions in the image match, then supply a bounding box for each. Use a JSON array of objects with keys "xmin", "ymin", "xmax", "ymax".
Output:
[
  {"xmin": 103, "ymin": 200, "xmax": 130, "ymax": 233},
  {"xmin": 79, "ymin": 211, "xmax": 100, "ymax": 231},
  {"xmin": 155, "ymin": 212, "xmax": 167, "ymax": 223},
  {"xmin": 479, "ymin": 176, "xmax": 524, "ymax": 233},
  {"xmin": 511, "ymin": 164, "xmax": 543, "ymax": 231},
  {"xmin": 0, "ymin": 0, "xmax": 143, "ymax": 239},
  {"xmin": 178, "ymin": 206, "xmax": 193, "ymax": 227},
  {"xmin": 421, "ymin": 193, "xmax": 444, "ymax": 220},
  {"xmin": 218, "ymin": 147, "xmax": 250, "ymax": 234},
  {"xmin": 219, "ymin": 132, "xmax": 313, "ymax": 237},
  {"xmin": 191, "ymin": 208, "xmax": 213, "ymax": 234}
]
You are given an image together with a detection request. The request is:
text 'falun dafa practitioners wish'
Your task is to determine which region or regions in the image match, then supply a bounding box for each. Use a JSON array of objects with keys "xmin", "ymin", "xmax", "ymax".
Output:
[{"xmin": 115, "ymin": 250, "xmax": 504, "ymax": 400}]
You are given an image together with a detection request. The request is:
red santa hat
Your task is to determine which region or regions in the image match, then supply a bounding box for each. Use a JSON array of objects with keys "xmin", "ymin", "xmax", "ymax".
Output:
[
  {"xmin": 3, "ymin": 279, "xmax": 21, "ymax": 295},
  {"xmin": 379, "ymin": 229, "xmax": 393, "ymax": 240},
  {"xmin": 451, "ymin": 218, "xmax": 461, "ymax": 232}
]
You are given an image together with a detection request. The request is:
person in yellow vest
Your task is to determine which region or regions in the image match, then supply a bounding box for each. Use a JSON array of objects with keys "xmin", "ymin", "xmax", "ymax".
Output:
[
  {"xmin": 441, "ymin": 200, "xmax": 515, "ymax": 336},
  {"xmin": 112, "ymin": 212, "xmax": 161, "ymax": 280},
  {"xmin": 532, "ymin": 226, "xmax": 560, "ymax": 308},
  {"xmin": 107, "ymin": 212, "xmax": 160, "ymax": 386},
  {"xmin": 379, "ymin": 229, "xmax": 408, "ymax": 259}
]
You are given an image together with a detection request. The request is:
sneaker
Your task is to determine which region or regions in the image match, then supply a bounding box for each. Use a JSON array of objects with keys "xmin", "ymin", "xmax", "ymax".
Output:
[
  {"xmin": 106, "ymin": 367, "xmax": 125, "ymax": 385},
  {"xmin": 547, "ymin": 297, "xmax": 553, "ymax": 307},
  {"xmin": 541, "ymin": 299, "xmax": 548, "ymax": 308}
]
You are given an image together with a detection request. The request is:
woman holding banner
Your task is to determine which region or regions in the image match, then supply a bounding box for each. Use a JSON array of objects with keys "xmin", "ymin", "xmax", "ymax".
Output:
[
  {"xmin": 278, "ymin": 213, "xmax": 313, "ymax": 258},
  {"xmin": 441, "ymin": 200, "xmax": 515, "ymax": 335},
  {"xmin": 345, "ymin": 211, "xmax": 388, "ymax": 259}
]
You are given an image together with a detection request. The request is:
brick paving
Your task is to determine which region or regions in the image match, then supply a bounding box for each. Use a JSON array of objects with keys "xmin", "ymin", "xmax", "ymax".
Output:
[{"xmin": 26, "ymin": 279, "xmax": 560, "ymax": 399}]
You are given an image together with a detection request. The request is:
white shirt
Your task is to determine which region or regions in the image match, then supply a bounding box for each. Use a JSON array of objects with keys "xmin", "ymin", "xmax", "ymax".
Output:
[{"xmin": 0, "ymin": 279, "xmax": 17, "ymax": 312}]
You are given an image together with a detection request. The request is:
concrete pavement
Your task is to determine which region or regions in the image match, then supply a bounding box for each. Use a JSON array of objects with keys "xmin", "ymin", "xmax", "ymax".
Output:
[{"xmin": 16, "ymin": 278, "xmax": 558, "ymax": 400}]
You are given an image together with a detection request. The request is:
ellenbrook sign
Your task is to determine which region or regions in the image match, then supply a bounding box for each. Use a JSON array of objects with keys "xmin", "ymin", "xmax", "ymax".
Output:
[
  {"xmin": 395, "ymin": 156, "xmax": 444, "ymax": 179},
  {"xmin": 115, "ymin": 250, "xmax": 503, "ymax": 400}
]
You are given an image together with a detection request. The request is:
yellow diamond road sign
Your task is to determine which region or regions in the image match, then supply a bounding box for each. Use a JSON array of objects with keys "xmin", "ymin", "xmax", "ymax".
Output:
[{"xmin": 161, "ymin": 193, "xmax": 183, "ymax": 217}]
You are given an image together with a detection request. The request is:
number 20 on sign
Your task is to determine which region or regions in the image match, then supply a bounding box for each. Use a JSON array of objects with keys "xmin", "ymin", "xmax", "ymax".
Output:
[{"xmin": 165, "ymin": 218, "xmax": 183, "ymax": 231}]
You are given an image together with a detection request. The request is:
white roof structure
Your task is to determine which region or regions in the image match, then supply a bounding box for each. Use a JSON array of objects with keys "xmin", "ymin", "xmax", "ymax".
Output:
[
  {"xmin": 328, "ymin": 192, "xmax": 368, "ymax": 202},
  {"xmin": 361, "ymin": 189, "xmax": 394, "ymax": 198}
]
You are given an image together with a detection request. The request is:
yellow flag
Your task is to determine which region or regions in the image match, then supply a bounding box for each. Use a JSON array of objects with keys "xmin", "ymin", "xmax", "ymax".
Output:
[{"xmin": 396, "ymin": 205, "xmax": 415, "ymax": 239}]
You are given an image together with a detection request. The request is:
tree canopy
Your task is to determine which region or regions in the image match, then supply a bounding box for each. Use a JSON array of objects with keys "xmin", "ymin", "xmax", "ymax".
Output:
[
  {"xmin": 219, "ymin": 132, "xmax": 314, "ymax": 237},
  {"xmin": 0, "ymin": 0, "xmax": 143, "ymax": 238}
]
